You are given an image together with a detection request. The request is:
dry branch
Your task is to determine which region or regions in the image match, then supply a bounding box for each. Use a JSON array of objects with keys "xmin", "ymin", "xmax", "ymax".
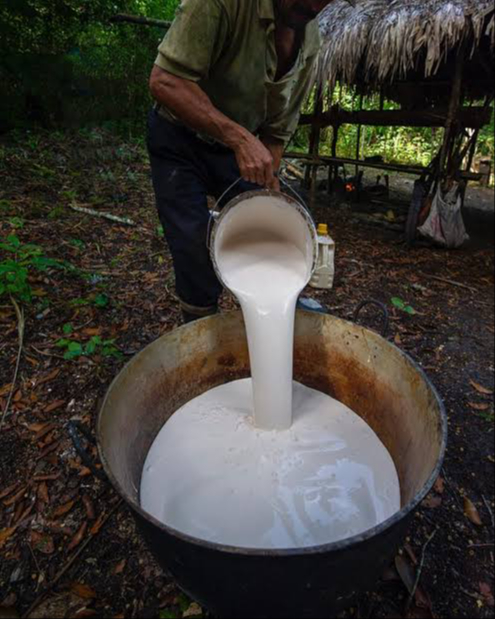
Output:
[
  {"xmin": 70, "ymin": 206, "xmax": 136, "ymax": 226},
  {"xmin": 0, "ymin": 297, "xmax": 25, "ymax": 430},
  {"xmin": 110, "ymin": 13, "xmax": 171, "ymax": 28}
]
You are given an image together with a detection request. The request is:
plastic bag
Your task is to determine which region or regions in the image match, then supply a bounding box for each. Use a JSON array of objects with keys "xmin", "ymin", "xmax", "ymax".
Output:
[{"xmin": 418, "ymin": 185, "xmax": 470, "ymax": 248}]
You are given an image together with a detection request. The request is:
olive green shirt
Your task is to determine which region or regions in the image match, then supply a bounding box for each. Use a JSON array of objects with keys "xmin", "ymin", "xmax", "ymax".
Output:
[{"xmin": 155, "ymin": 0, "xmax": 321, "ymax": 144}]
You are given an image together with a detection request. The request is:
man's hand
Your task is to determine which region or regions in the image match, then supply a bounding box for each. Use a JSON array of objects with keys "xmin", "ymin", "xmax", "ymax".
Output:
[
  {"xmin": 232, "ymin": 131, "xmax": 278, "ymax": 190},
  {"xmin": 150, "ymin": 68, "xmax": 279, "ymax": 190}
]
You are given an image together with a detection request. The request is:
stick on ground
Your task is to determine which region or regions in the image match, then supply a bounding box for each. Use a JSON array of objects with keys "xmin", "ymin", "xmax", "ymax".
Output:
[
  {"xmin": 0, "ymin": 297, "xmax": 25, "ymax": 430},
  {"xmin": 408, "ymin": 529, "xmax": 438, "ymax": 609},
  {"xmin": 21, "ymin": 499, "xmax": 123, "ymax": 619}
]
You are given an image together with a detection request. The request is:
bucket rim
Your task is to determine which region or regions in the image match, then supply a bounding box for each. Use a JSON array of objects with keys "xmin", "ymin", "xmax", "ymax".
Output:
[
  {"xmin": 97, "ymin": 310, "xmax": 448, "ymax": 557},
  {"xmin": 208, "ymin": 189, "xmax": 318, "ymax": 291}
]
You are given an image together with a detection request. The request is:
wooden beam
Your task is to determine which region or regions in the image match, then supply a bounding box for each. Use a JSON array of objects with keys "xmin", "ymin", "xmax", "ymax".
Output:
[
  {"xmin": 110, "ymin": 14, "xmax": 172, "ymax": 28},
  {"xmin": 299, "ymin": 107, "xmax": 491, "ymax": 129},
  {"xmin": 286, "ymin": 152, "xmax": 426, "ymax": 175},
  {"xmin": 284, "ymin": 152, "xmax": 483, "ymax": 181}
]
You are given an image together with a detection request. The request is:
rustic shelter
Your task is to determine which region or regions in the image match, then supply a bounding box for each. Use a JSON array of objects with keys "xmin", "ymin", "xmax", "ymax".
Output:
[{"xmin": 287, "ymin": 0, "xmax": 494, "ymax": 236}]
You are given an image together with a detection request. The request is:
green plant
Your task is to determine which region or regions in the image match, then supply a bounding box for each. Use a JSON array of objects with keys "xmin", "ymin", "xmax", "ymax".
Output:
[
  {"xmin": 8, "ymin": 217, "xmax": 24, "ymax": 229},
  {"xmin": 48, "ymin": 206, "xmax": 66, "ymax": 220},
  {"xmin": 56, "ymin": 335, "xmax": 123, "ymax": 360},
  {"xmin": 391, "ymin": 297, "xmax": 416, "ymax": 316},
  {"xmin": 0, "ymin": 234, "xmax": 67, "ymax": 302}
]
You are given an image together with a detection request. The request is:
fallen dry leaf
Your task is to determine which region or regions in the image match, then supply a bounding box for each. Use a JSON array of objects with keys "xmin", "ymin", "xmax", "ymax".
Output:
[
  {"xmin": 183, "ymin": 603, "xmax": 202, "ymax": 618},
  {"xmin": 464, "ymin": 497, "xmax": 483, "ymax": 526},
  {"xmin": 114, "ymin": 559, "xmax": 126, "ymax": 575},
  {"xmin": 468, "ymin": 402, "xmax": 491, "ymax": 411},
  {"xmin": 82, "ymin": 495, "xmax": 95, "ymax": 520},
  {"xmin": 395, "ymin": 554, "xmax": 416, "ymax": 594},
  {"xmin": 422, "ymin": 495, "xmax": 442, "ymax": 509},
  {"xmin": 34, "ymin": 423, "xmax": 55, "ymax": 442},
  {"xmin": 0, "ymin": 527, "xmax": 16, "ymax": 547},
  {"xmin": 0, "ymin": 383, "xmax": 13, "ymax": 398},
  {"xmin": 3, "ymin": 486, "xmax": 28, "ymax": 507},
  {"xmin": 470, "ymin": 380, "xmax": 494, "ymax": 396},
  {"xmin": 0, "ymin": 483, "xmax": 19, "ymax": 500},
  {"xmin": 433, "ymin": 477, "xmax": 445, "ymax": 494},
  {"xmin": 27, "ymin": 422, "xmax": 47, "ymax": 433},
  {"xmin": 36, "ymin": 368, "xmax": 61, "ymax": 385},
  {"xmin": 67, "ymin": 522, "xmax": 88, "ymax": 551},
  {"xmin": 70, "ymin": 582, "xmax": 97, "ymax": 599},
  {"xmin": 83, "ymin": 327, "xmax": 102, "ymax": 337},
  {"xmin": 89, "ymin": 513, "xmax": 105, "ymax": 536},
  {"xmin": 44, "ymin": 400, "xmax": 66, "ymax": 413},
  {"xmin": 37, "ymin": 439, "xmax": 62, "ymax": 460},
  {"xmin": 31, "ymin": 531, "xmax": 55, "ymax": 555},
  {"xmin": 38, "ymin": 482, "xmax": 49, "ymax": 504},
  {"xmin": 53, "ymin": 500, "xmax": 76, "ymax": 518}
]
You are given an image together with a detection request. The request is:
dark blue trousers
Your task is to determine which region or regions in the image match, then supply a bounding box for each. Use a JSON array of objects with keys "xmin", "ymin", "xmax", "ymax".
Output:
[{"xmin": 147, "ymin": 109, "xmax": 257, "ymax": 314}]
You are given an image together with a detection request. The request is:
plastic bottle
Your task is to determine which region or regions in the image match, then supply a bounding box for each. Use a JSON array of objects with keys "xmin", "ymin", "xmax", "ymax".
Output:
[{"xmin": 309, "ymin": 224, "xmax": 335, "ymax": 290}]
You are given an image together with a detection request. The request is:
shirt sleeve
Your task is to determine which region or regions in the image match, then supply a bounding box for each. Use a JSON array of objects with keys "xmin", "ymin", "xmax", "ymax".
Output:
[
  {"xmin": 155, "ymin": 0, "xmax": 229, "ymax": 82},
  {"xmin": 260, "ymin": 54, "xmax": 318, "ymax": 145}
]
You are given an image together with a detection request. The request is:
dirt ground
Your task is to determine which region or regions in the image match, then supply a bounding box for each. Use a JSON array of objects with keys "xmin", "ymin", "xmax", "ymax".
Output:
[{"xmin": 0, "ymin": 129, "xmax": 494, "ymax": 619}]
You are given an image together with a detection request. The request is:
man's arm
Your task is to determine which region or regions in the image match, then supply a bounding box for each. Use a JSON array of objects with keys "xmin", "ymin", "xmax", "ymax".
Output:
[{"xmin": 150, "ymin": 67, "xmax": 277, "ymax": 190}]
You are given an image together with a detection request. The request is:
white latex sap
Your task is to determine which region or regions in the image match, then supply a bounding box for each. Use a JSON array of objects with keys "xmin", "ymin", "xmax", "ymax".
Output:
[
  {"xmin": 140, "ymin": 379, "xmax": 401, "ymax": 549},
  {"xmin": 213, "ymin": 195, "xmax": 314, "ymax": 430},
  {"xmin": 140, "ymin": 194, "xmax": 401, "ymax": 549}
]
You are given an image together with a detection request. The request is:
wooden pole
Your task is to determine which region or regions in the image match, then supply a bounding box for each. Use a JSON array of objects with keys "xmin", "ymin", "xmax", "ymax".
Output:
[
  {"xmin": 307, "ymin": 87, "xmax": 324, "ymax": 203},
  {"xmin": 355, "ymin": 93, "xmax": 364, "ymax": 178},
  {"xmin": 110, "ymin": 14, "xmax": 172, "ymax": 28},
  {"xmin": 438, "ymin": 41, "xmax": 466, "ymax": 189},
  {"xmin": 299, "ymin": 106, "xmax": 490, "ymax": 129},
  {"xmin": 329, "ymin": 124, "xmax": 340, "ymax": 190}
]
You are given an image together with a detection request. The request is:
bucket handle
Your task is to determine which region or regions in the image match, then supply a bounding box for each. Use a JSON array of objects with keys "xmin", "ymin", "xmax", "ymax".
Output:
[
  {"xmin": 67, "ymin": 420, "xmax": 106, "ymax": 481},
  {"xmin": 353, "ymin": 300, "xmax": 390, "ymax": 338}
]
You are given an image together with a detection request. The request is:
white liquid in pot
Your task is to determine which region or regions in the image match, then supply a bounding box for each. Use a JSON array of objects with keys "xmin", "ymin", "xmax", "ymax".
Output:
[
  {"xmin": 141, "ymin": 379, "xmax": 401, "ymax": 549},
  {"xmin": 140, "ymin": 196, "xmax": 401, "ymax": 549}
]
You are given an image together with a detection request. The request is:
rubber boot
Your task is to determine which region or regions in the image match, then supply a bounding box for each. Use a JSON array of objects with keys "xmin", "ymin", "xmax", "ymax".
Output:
[{"xmin": 182, "ymin": 305, "xmax": 218, "ymax": 325}]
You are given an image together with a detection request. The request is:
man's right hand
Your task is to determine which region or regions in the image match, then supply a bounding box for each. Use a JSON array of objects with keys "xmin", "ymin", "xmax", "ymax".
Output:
[{"xmin": 232, "ymin": 131, "xmax": 278, "ymax": 190}]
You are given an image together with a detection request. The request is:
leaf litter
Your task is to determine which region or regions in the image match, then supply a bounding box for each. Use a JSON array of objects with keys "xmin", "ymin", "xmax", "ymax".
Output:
[{"xmin": 0, "ymin": 128, "xmax": 493, "ymax": 619}]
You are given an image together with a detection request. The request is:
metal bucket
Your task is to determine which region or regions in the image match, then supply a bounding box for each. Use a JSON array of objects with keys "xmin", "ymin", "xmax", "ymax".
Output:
[
  {"xmin": 208, "ymin": 188, "xmax": 318, "ymax": 289},
  {"xmin": 98, "ymin": 311, "xmax": 447, "ymax": 619}
]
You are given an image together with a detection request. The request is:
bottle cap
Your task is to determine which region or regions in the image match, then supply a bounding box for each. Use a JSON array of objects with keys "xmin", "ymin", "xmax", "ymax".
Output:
[{"xmin": 317, "ymin": 223, "xmax": 329, "ymax": 236}]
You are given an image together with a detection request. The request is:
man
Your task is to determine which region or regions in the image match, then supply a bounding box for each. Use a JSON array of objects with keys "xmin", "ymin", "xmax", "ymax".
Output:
[{"xmin": 148, "ymin": 0, "xmax": 341, "ymax": 323}]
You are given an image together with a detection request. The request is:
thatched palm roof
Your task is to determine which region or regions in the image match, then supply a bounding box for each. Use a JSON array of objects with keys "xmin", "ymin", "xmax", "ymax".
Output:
[{"xmin": 317, "ymin": 0, "xmax": 495, "ymax": 93}]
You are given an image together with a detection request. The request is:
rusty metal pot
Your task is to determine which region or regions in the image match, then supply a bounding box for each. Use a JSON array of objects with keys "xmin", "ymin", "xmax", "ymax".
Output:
[{"xmin": 98, "ymin": 311, "xmax": 447, "ymax": 619}]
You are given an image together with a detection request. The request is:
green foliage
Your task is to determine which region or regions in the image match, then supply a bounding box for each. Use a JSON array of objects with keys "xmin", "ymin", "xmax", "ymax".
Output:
[
  {"xmin": 391, "ymin": 297, "xmax": 416, "ymax": 316},
  {"xmin": 290, "ymin": 85, "xmax": 494, "ymax": 173},
  {"xmin": 56, "ymin": 335, "xmax": 123, "ymax": 360},
  {"xmin": 8, "ymin": 217, "xmax": 25, "ymax": 229},
  {"xmin": 0, "ymin": 0, "xmax": 180, "ymax": 131},
  {"xmin": 0, "ymin": 234, "xmax": 68, "ymax": 303}
]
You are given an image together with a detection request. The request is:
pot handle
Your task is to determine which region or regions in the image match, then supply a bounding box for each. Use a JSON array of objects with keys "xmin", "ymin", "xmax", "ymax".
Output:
[
  {"xmin": 353, "ymin": 300, "xmax": 390, "ymax": 338},
  {"xmin": 67, "ymin": 420, "xmax": 106, "ymax": 481}
]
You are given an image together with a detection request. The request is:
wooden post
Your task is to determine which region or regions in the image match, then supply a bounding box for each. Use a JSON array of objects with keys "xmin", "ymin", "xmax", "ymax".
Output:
[
  {"xmin": 308, "ymin": 87, "xmax": 324, "ymax": 206},
  {"xmin": 438, "ymin": 42, "xmax": 466, "ymax": 189},
  {"xmin": 329, "ymin": 123, "xmax": 340, "ymax": 192},
  {"xmin": 355, "ymin": 93, "xmax": 364, "ymax": 178}
]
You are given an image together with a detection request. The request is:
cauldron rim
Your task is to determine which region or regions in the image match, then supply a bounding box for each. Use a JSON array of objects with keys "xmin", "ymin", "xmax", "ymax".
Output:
[{"xmin": 97, "ymin": 310, "xmax": 447, "ymax": 557}]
